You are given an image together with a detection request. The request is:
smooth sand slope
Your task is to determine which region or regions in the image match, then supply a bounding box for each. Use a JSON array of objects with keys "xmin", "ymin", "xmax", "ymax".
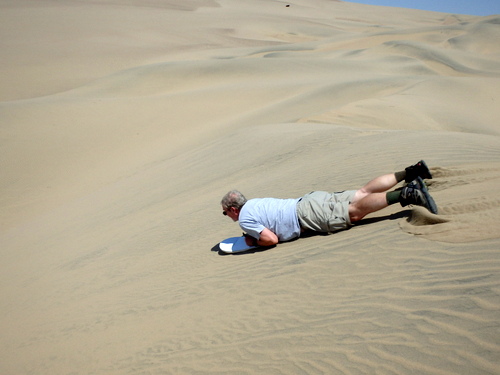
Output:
[{"xmin": 1, "ymin": 0, "xmax": 499, "ymax": 374}]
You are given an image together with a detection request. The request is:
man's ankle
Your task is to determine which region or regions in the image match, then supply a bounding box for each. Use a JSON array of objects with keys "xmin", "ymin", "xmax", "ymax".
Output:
[{"xmin": 386, "ymin": 190, "xmax": 401, "ymax": 205}]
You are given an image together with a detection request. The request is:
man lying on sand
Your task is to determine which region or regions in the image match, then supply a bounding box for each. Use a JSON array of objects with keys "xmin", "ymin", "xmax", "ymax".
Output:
[{"xmin": 221, "ymin": 160, "xmax": 437, "ymax": 247}]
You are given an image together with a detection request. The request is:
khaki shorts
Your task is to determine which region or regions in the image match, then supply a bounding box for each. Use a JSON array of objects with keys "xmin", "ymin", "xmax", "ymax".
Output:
[{"xmin": 296, "ymin": 190, "xmax": 356, "ymax": 233}]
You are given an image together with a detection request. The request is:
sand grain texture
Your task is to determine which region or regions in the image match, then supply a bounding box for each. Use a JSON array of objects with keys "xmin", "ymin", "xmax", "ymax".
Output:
[{"xmin": 1, "ymin": 0, "xmax": 499, "ymax": 374}]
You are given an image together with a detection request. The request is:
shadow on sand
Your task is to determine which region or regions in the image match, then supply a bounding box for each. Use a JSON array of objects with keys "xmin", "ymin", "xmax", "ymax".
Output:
[{"xmin": 211, "ymin": 210, "xmax": 410, "ymax": 255}]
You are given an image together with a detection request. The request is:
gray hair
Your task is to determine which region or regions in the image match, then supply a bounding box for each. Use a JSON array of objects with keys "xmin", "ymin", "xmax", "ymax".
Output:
[{"xmin": 221, "ymin": 190, "xmax": 247, "ymax": 210}]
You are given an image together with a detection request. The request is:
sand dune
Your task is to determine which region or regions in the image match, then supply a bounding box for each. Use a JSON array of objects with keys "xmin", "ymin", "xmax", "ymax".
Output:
[{"xmin": 1, "ymin": 0, "xmax": 499, "ymax": 374}]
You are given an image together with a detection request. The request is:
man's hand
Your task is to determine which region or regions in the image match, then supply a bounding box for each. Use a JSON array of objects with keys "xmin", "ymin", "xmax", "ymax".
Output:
[{"xmin": 243, "ymin": 234, "xmax": 257, "ymax": 247}]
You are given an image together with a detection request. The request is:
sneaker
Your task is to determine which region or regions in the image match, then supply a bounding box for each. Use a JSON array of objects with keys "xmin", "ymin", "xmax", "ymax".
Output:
[
  {"xmin": 405, "ymin": 160, "xmax": 432, "ymax": 183},
  {"xmin": 400, "ymin": 177, "xmax": 438, "ymax": 214}
]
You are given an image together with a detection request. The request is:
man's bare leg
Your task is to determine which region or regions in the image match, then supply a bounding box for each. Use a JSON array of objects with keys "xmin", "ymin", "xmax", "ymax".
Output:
[
  {"xmin": 348, "ymin": 172, "xmax": 402, "ymax": 222},
  {"xmin": 351, "ymin": 173, "xmax": 400, "ymax": 203},
  {"xmin": 348, "ymin": 160, "xmax": 436, "ymax": 222},
  {"xmin": 352, "ymin": 160, "xmax": 432, "ymax": 203},
  {"xmin": 349, "ymin": 192, "xmax": 389, "ymax": 222}
]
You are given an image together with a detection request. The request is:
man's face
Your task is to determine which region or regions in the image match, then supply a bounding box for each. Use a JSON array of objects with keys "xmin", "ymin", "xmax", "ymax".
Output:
[{"xmin": 222, "ymin": 206, "xmax": 239, "ymax": 222}]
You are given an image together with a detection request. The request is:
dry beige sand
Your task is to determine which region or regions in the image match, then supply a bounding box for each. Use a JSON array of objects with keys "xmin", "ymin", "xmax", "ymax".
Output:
[{"xmin": 1, "ymin": 0, "xmax": 500, "ymax": 374}]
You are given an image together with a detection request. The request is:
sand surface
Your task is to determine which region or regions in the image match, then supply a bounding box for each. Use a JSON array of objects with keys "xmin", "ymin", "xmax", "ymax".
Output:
[{"xmin": 1, "ymin": 0, "xmax": 499, "ymax": 374}]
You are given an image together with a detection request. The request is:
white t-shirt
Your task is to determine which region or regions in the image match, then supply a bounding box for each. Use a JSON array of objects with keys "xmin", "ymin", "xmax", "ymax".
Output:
[{"xmin": 238, "ymin": 198, "xmax": 301, "ymax": 242}]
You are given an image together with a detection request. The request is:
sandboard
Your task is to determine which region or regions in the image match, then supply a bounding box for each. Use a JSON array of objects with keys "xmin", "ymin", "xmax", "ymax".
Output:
[{"xmin": 219, "ymin": 236, "xmax": 259, "ymax": 253}]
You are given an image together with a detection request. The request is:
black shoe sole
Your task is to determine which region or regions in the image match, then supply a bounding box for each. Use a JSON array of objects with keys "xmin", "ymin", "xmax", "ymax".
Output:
[{"xmin": 413, "ymin": 177, "xmax": 438, "ymax": 214}]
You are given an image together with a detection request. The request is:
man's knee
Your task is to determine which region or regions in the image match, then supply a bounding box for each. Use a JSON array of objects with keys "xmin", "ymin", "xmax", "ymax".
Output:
[
  {"xmin": 352, "ymin": 188, "xmax": 367, "ymax": 204},
  {"xmin": 348, "ymin": 203, "xmax": 365, "ymax": 223}
]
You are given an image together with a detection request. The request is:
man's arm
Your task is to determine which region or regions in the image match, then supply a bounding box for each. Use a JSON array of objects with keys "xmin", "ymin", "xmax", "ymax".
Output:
[
  {"xmin": 244, "ymin": 227, "xmax": 279, "ymax": 247},
  {"xmin": 258, "ymin": 228, "xmax": 279, "ymax": 246}
]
